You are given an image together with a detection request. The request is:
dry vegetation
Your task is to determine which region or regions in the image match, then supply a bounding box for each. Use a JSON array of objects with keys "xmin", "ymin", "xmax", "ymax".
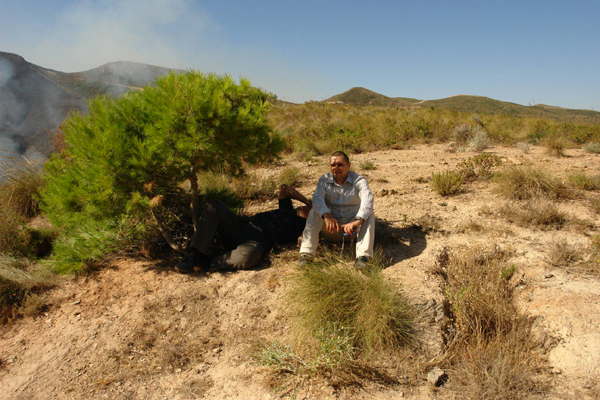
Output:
[{"xmin": 3, "ymin": 100, "xmax": 600, "ymax": 399}]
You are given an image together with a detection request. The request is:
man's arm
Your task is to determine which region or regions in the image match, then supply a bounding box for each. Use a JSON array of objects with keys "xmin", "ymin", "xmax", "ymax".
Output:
[
  {"xmin": 354, "ymin": 176, "xmax": 374, "ymax": 221},
  {"xmin": 340, "ymin": 175, "xmax": 374, "ymax": 235},
  {"xmin": 310, "ymin": 176, "xmax": 341, "ymax": 234}
]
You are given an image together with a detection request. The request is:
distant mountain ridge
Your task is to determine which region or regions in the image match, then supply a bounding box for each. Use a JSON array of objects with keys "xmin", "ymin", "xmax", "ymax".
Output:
[
  {"xmin": 2, "ymin": 51, "xmax": 599, "ymax": 161},
  {"xmin": 325, "ymin": 87, "xmax": 600, "ymax": 124},
  {"xmin": 0, "ymin": 51, "xmax": 178, "ymax": 158}
]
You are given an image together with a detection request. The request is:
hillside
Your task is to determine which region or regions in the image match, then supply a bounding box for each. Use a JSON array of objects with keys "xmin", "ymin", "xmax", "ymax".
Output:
[
  {"xmin": 0, "ymin": 51, "xmax": 177, "ymax": 158},
  {"xmin": 325, "ymin": 88, "xmax": 600, "ymax": 124},
  {"xmin": 1, "ymin": 145, "xmax": 600, "ymax": 399},
  {"xmin": 325, "ymin": 87, "xmax": 421, "ymax": 107}
]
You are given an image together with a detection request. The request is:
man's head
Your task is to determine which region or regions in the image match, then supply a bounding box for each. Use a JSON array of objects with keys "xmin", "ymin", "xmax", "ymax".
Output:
[{"xmin": 330, "ymin": 151, "xmax": 351, "ymax": 184}]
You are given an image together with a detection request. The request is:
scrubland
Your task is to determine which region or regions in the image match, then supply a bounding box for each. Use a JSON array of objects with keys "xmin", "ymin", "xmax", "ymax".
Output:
[{"xmin": 1, "ymin": 103, "xmax": 600, "ymax": 399}]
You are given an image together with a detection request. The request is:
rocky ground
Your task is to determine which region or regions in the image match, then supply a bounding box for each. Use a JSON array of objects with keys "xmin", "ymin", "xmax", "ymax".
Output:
[{"xmin": 1, "ymin": 144, "xmax": 600, "ymax": 399}]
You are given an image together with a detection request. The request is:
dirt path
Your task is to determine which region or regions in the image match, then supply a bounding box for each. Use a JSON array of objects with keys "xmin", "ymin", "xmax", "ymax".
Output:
[{"xmin": 2, "ymin": 144, "xmax": 600, "ymax": 399}]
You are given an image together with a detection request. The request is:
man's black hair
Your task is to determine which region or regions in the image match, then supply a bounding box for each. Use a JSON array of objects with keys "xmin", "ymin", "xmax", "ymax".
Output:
[{"xmin": 331, "ymin": 151, "xmax": 350, "ymax": 163}]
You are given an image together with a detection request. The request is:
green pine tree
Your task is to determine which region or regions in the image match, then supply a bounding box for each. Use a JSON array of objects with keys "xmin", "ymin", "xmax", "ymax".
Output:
[{"xmin": 41, "ymin": 72, "xmax": 283, "ymax": 272}]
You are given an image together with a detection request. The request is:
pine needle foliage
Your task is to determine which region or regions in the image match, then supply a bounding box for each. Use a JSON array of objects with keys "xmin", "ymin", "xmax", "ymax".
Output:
[{"xmin": 41, "ymin": 72, "xmax": 283, "ymax": 272}]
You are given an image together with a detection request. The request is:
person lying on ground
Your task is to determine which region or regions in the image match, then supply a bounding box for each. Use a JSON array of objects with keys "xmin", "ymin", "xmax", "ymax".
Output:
[
  {"xmin": 298, "ymin": 151, "xmax": 375, "ymax": 269},
  {"xmin": 176, "ymin": 184, "xmax": 312, "ymax": 273}
]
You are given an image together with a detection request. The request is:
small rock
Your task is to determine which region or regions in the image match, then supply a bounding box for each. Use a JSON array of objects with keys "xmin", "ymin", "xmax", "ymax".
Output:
[
  {"xmin": 544, "ymin": 273, "xmax": 554, "ymax": 279},
  {"xmin": 175, "ymin": 305, "xmax": 184, "ymax": 313},
  {"xmin": 551, "ymin": 367, "xmax": 562, "ymax": 374},
  {"xmin": 72, "ymin": 300, "xmax": 81, "ymax": 305},
  {"xmin": 427, "ymin": 367, "xmax": 447, "ymax": 386}
]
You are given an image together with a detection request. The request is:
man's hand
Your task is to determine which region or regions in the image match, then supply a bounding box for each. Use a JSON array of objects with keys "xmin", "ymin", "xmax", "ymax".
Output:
[
  {"xmin": 341, "ymin": 219, "xmax": 362, "ymax": 236},
  {"xmin": 322, "ymin": 213, "xmax": 340, "ymax": 234}
]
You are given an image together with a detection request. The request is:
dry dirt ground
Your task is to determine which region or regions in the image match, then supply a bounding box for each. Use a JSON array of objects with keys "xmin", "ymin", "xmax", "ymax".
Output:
[{"xmin": 2, "ymin": 144, "xmax": 600, "ymax": 399}]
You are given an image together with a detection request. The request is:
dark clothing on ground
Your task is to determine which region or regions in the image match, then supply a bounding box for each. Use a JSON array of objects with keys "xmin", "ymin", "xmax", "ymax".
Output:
[{"xmin": 191, "ymin": 198, "xmax": 306, "ymax": 271}]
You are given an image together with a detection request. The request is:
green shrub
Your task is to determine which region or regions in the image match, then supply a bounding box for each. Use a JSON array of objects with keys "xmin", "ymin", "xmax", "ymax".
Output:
[
  {"xmin": 431, "ymin": 171, "xmax": 463, "ymax": 196},
  {"xmin": 41, "ymin": 72, "xmax": 282, "ymax": 272}
]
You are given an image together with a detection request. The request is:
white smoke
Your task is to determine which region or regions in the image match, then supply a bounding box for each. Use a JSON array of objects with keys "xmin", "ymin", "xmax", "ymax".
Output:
[
  {"xmin": 24, "ymin": 0, "xmax": 198, "ymax": 72},
  {"xmin": 0, "ymin": 58, "xmax": 15, "ymax": 86}
]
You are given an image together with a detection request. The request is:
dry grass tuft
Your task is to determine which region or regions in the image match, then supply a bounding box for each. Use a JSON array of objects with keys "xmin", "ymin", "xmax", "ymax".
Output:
[
  {"xmin": 0, "ymin": 156, "xmax": 45, "ymax": 219},
  {"xmin": 441, "ymin": 246, "xmax": 547, "ymax": 399},
  {"xmin": 500, "ymin": 199, "xmax": 567, "ymax": 229},
  {"xmin": 0, "ymin": 257, "xmax": 54, "ymax": 320},
  {"xmin": 516, "ymin": 141, "xmax": 532, "ymax": 154},
  {"xmin": 287, "ymin": 252, "xmax": 413, "ymax": 356},
  {"xmin": 583, "ymin": 142, "xmax": 600, "ymax": 154},
  {"xmin": 568, "ymin": 172, "xmax": 600, "ymax": 191},
  {"xmin": 546, "ymin": 238, "xmax": 583, "ymax": 267},
  {"xmin": 495, "ymin": 164, "xmax": 571, "ymax": 200},
  {"xmin": 258, "ymin": 249, "xmax": 414, "ymax": 392},
  {"xmin": 543, "ymin": 135, "xmax": 567, "ymax": 157}
]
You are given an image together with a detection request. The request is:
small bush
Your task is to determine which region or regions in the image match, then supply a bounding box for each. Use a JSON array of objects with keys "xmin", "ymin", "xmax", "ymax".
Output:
[
  {"xmin": 257, "ymin": 323, "xmax": 355, "ymax": 377},
  {"xmin": 0, "ymin": 256, "xmax": 54, "ymax": 319},
  {"xmin": 500, "ymin": 199, "xmax": 567, "ymax": 229},
  {"xmin": 590, "ymin": 198, "xmax": 600, "ymax": 214},
  {"xmin": 0, "ymin": 157, "xmax": 45, "ymax": 219},
  {"xmin": 583, "ymin": 142, "xmax": 600, "ymax": 154},
  {"xmin": 431, "ymin": 171, "xmax": 463, "ymax": 196},
  {"xmin": 0, "ymin": 205, "xmax": 25, "ymax": 256},
  {"xmin": 287, "ymin": 250, "xmax": 413, "ymax": 357},
  {"xmin": 451, "ymin": 124, "xmax": 476, "ymax": 144},
  {"xmin": 547, "ymin": 239, "xmax": 583, "ymax": 267},
  {"xmin": 468, "ymin": 129, "xmax": 491, "ymax": 152},
  {"xmin": 494, "ymin": 165, "xmax": 571, "ymax": 200},
  {"xmin": 516, "ymin": 141, "xmax": 532, "ymax": 154},
  {"xmin": 456, "ymin": 153, "xmax": 502, "ymax": 183},
  {"xmin": 568, "ymin": 172, "xmax": 600, "ymax": 191},
  {"xmin": 543, "ymin": 135, "xmax": 566, "ymax": 157},
  {"xmin": 279, "ymin": 167, "xmax": 302, "ymax": 187},
  {"xmin": 359, "ymin": 160, "xmax": 375, "ymax": 171}
]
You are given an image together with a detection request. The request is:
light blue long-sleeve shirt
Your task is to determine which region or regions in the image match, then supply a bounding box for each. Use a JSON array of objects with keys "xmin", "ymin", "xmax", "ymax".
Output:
[{"xmin": 312, "ymin": 171, "xmax": 374, "ymax": 221}]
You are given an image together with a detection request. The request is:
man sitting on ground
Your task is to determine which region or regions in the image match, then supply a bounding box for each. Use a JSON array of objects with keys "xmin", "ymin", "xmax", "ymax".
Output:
[
  {"xmin": 176, "ymin": 184, "xmax": 312, "ymax": 272},
  {"xmin": 298, "ymin": 151, "xmax": 375, "ymax": 268}
]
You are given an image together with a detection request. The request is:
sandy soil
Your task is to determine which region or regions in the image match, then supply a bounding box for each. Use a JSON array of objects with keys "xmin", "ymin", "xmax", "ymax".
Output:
[{"xmin": 1, "ymin": 144, "xmax": 600, "ymax": 399}]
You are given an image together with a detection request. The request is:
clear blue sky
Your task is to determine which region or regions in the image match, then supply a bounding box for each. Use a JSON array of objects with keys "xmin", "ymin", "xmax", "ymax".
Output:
[{"xmin": 1, "ymin": 0, "xmax": 599, "ymax": 110}]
